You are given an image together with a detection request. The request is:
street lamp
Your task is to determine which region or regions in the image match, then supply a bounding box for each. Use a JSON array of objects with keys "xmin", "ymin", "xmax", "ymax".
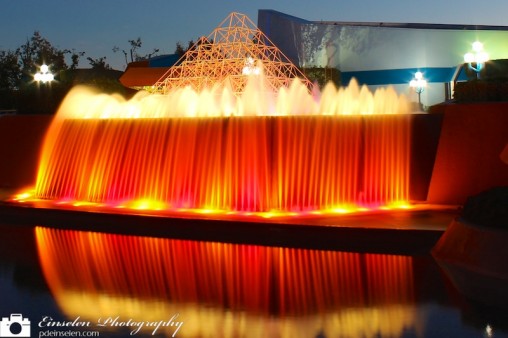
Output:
[
  {"xmin": 34, "ymin": 64, "xmax": 54, "ymax": 83},
  {"xmin": 464, "ymin": 41, "xmax": 489, "ymax": 79},
  {"xmin": 409, "ymin": 71, "xmax": 427, "ymax": 110}
]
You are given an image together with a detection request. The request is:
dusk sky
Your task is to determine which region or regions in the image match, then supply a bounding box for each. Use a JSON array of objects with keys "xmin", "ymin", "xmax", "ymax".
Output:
[{"xmin": 1, "ymin": 0, "xmax": 508, "ymax": 70}]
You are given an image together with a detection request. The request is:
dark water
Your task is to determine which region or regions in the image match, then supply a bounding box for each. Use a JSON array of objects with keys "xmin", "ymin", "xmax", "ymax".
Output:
[{"xmin": 1, "ymin": 222, "xmax": 507, "ymax": 338}]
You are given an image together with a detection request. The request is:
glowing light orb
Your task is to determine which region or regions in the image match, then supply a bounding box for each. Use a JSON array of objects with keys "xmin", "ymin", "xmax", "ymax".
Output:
[{"xmin": 34, "ymin": 64, "xmax": 54, "ymax": 83}]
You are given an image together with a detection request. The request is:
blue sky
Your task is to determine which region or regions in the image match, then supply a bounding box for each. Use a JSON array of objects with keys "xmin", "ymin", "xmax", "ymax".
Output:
[{"xmin": 1, "ymin": 0, "xmax": 508, "ymax": 70}]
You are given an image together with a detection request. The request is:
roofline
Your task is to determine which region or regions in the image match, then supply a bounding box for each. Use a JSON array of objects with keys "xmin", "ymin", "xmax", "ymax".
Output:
[
  {"xmin": 259, "ymin": 9, "xmax": 508, "ymax": 31},
  {"xmin": 316, "ymin": 21, "xmax": 508, "ymax": 31}
]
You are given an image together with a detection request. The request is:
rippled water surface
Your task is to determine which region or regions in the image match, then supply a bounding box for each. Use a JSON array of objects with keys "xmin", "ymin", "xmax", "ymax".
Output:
[{"xmin": 1, "ymin": 222, "xmax": 507, "ymax": 338}]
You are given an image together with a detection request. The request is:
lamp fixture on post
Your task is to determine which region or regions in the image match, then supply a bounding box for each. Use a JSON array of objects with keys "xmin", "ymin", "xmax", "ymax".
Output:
[
  {"xmin": 34, "ymin": 64, "xmax": 54, "ymax": 83},
  {"xmin": 409, "ymin": 71, "xmax": 427, "ymax": 111},
  {"xmin": 464, "ymin": 41, "xmax": 489, "ymax": 79}
]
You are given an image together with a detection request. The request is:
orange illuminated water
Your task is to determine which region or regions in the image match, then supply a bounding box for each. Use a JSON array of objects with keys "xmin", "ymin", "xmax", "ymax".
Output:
[
  {"xmin": 30, "ymin": 76, "xmax": 412, "ymax": 214},
  {"xmin": 36, "ymin": 227, "xmax": 418, "ymax": 337}
]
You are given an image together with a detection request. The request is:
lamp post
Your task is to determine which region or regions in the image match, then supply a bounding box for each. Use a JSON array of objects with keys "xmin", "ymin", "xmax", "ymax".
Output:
[
  {"xmin": 34, "ymin": 64, "xmax": 55, "ymax": 114},
  {"xmin": 409, "ymin": 71, "xmax": 427, "ymax": 110},
  {"xmin": 34, "ymin": 64, "xmax": 54, "ymax": 83},
  {"xmin": 464, "ymin": 41, "xmax": 489, "ymax": 79}
]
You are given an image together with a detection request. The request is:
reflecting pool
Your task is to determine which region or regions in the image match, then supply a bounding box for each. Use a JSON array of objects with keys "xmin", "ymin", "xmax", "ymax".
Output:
[{"xmin": 1, "ymin": 222, "xmax": 507, "ymax": 338}]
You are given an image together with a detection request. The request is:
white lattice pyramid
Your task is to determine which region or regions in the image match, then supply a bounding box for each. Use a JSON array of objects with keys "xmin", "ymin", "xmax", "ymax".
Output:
[{"xmin": 152, "ymin": 12, "xmax": 311, "ymax": 94}]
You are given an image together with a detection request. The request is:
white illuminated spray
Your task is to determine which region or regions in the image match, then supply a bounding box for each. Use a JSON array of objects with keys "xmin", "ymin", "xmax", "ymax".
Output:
[{"xmin": 54, "ymin": 69, "xmax": 410, "ymax": 119}]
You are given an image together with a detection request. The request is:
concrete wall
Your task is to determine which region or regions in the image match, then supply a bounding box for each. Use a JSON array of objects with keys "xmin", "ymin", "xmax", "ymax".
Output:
[
  {"xmin": 0, "ymin": 115, "xmax": 53, "ymax": 189},
  {"xmin": 427, "ymin": 103, "xmax": 508, "ymax": 204}
]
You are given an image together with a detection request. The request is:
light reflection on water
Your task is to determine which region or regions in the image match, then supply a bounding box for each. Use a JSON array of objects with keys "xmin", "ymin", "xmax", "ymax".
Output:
[{"xmin": 1, "ymin": 223, "xmax": 507, "ymax": 338}]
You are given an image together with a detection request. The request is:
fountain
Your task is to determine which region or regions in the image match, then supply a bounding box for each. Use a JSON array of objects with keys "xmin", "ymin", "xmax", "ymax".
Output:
[
  {"xmin": 27, "ymin": 76, "xmax": 411, "ymax": 215},
  {"xmin": 36, "ymin": 226, "xmax": 418, "ymax": 338},
  {"xmin": 14, "ymin": 12, "xmax": 414, "ymax": 217}
]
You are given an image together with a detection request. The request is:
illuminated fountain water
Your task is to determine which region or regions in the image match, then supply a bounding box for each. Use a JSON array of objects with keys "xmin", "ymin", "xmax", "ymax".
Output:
[
  {"xmin": 36, "ymin": 226, "xmax": 418, "ymax": 338},
  {"xmin": 11, "ymin": 12, "xmax": 416, "ymax": 216},
  {"xmin": 28, "ymin": 72, "xmax": 412, "ymax": 215}
]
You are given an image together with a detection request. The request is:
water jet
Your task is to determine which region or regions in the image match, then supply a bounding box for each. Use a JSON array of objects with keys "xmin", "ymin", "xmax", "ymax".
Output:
[{"xmin": 9, "ymin": 12, "xmax": 440, "ymax": 223}]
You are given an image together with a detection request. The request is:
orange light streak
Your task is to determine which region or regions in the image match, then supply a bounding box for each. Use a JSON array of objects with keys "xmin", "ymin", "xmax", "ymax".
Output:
[
  {"xmin": 32, "ymin": 115, "xmax": 411, "ymax": 213},
  {"xmin": 25, "ymin": 68, "xmax": 413, "ymax": 215},
  {"xmin": 36, "ymin": 226, "xmax": 415, "ymax": 317}
]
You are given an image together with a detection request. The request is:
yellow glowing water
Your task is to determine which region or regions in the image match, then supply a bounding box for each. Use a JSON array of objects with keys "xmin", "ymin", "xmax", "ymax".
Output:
[
  {"xmin": 56, "ymin": 72, "xmax": 410, "ymax": 120},
  {"xmin": 27, "ymin": 70, "xmax": 414, "ymax": 214}
]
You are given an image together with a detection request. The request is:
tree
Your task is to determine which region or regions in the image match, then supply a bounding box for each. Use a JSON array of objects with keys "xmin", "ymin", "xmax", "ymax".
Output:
[
  {"xmin": 175, "ymin": 39, "xmax": 197, "ymax": 57},
  {"xmin": 175, "ymin": 36, "xmax": 218, "ymax": 57},
  {"xmin": 87, "ymin": 56, "xmax": 111, "ymax": 70},
  {"xmin": 145, "ymin": 48, "xmax": 160, "ymax": 60},
  {"xmin": 128, "ymin": 37, "xmax": 142, "ymax": 62},
  {"xmin": 16, "ymin": 31, "xmax": 68, "ymax": 82},
  {"xmin": 0, "ymin": 50, "xmax": 21, "ymax": 90},
  {"xmin": 69, "ymin": 49, "xmax": 85, "ymax": 70},
  {"xmin": 175, "ymin": 42, "xmax": 185, "ymax": 57},
  {"xmin": 1, "ymin": 31, "xmax": 69, "ymax": 111},
  {"xmin": 112, "ymin": 45, "xmax": 128, "ymax": 66},
  {"xmin": 0, "ymin": 31, "xmax": 130, "ymax": 113},
  {"xmin": 186, "ymin": 39, "xmax": 196, "ymax": 52},
  {"xmin": 113, "ymin": 37, "xmax": 160, "ymax": 67},
  {"xmin": 0, "ymin": 50, "xmax": 22, "ymax": 108}
]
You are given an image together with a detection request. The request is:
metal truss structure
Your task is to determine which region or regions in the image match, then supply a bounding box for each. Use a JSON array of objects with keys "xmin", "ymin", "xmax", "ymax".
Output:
[{"xmin": 151, "ymin": 12, "xmax": 311, "ymax": 94}]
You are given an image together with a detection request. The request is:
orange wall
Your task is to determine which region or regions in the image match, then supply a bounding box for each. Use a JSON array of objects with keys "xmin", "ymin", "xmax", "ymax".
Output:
[
  {"xmin": 428, "ymin": 103, "xmax": 508, "ymax": 204},
  {"xmin": 0, "ymin": 115, "xmax": 53, "ymax": 189}
]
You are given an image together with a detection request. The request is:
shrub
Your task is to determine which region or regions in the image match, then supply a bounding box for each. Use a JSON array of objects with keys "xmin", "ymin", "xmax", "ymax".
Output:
[{"xmin": 302, "ymin": 67, "xmax": 341, "ymax": 88}]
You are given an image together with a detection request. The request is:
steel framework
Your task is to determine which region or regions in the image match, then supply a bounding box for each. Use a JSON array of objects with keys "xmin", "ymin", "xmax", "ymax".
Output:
[{"xmin": 151, "ymin": 12, "xmax": 311, "ymax": 94}]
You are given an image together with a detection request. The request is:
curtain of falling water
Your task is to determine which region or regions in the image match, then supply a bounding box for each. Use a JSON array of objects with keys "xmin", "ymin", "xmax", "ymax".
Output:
[
  {"xmin": 35, "ymin": 115, "xmax": 410, "ymax": 211},
  {"xmin": 223, "ymin": 117, "xmax": 272, "ymax": 211},
  {"xmin": 272, "ymin": 116, "xmax": 362, "ymax": 211},
  {"xmin": 362, "ymin": 115, "xmax": 411, "ymax": 206}
]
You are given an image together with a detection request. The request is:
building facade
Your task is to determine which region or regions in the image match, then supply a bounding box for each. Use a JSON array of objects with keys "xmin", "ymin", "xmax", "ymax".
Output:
[{"xmin": 258, "ymin": 10, "xmax": 508, "ymax": 106}]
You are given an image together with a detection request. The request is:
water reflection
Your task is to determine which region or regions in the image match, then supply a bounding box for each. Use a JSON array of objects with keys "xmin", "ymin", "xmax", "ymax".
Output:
[
  {"xmin": 35, "ymin": 226, "xmax": 421, "ymax": 337},
  {"xmin": 1, "ymin": 222, "xmax": 507, "ymax": 337}
]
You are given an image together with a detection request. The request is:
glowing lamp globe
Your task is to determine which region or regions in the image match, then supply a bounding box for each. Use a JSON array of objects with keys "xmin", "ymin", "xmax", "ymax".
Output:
[
  {"xmin": 472, "ymin": 41, "xmax": 484, "ymax": 52},
  {"xmin": 464, "ymin": 52, "xmax": 475, "ymax": 63},
  {"xmin": 34, "ymin": 64, "xmax": 54, "ymax": 83},
  {"xmin": 477, "ymin": 52, "xmax": 489, "ymax": 63}
]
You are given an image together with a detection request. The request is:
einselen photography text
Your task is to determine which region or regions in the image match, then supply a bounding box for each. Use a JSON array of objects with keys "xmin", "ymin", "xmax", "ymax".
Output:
[{"xmin": 38, "ymin": 314, "xmax": 184, "ymax": 336}]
